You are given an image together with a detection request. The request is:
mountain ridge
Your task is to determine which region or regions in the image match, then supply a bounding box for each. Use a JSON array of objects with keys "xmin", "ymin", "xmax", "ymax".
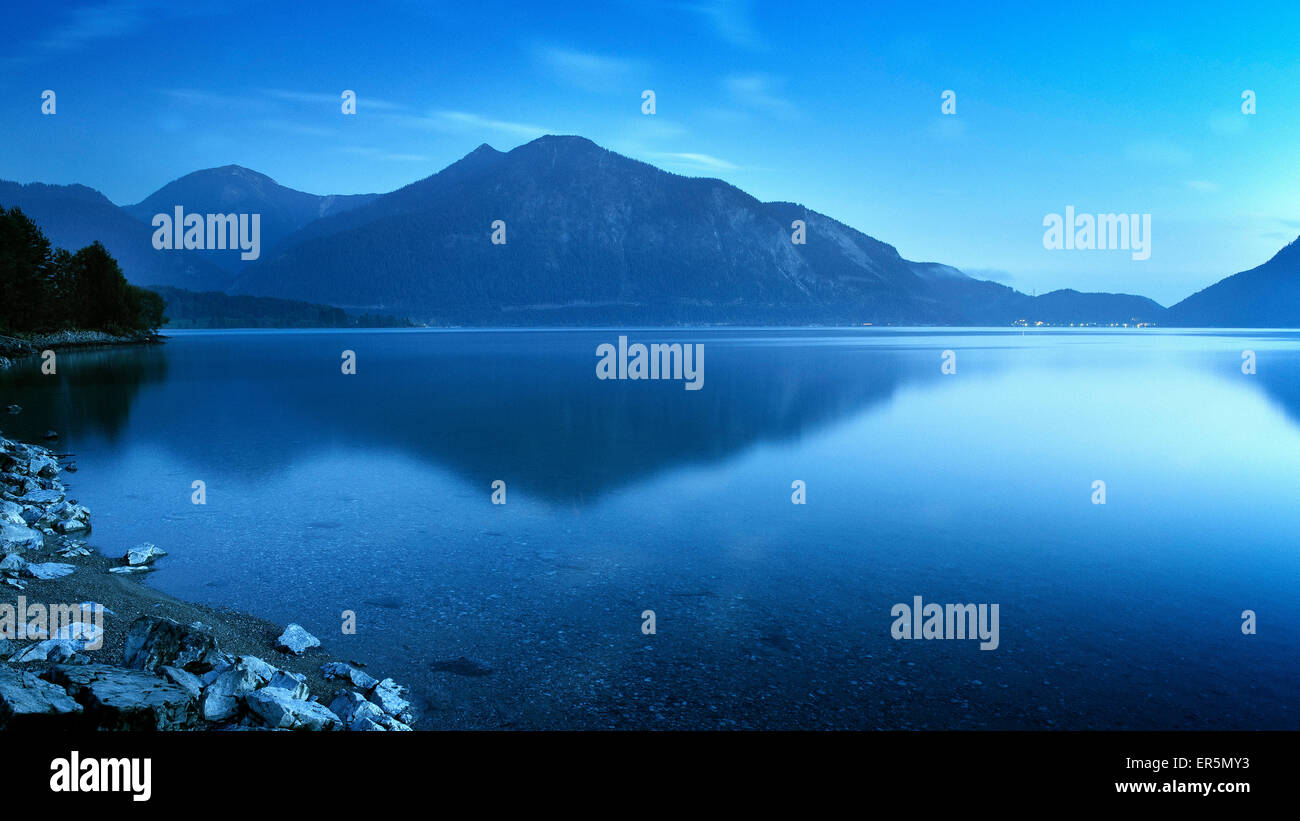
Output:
[
  {"xmin": 7, "ymin": 135, "xmax": 1295, "ymax": 326},
  {"xmin": 230, "ymin": 134, "xmax": 1166, "ymax": 325}
]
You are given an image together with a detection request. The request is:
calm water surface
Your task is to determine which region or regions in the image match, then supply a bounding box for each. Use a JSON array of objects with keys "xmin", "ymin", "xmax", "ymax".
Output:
[{"xmin": 2, "ymin": 328, "xmax": 1297, "ymax": 729}]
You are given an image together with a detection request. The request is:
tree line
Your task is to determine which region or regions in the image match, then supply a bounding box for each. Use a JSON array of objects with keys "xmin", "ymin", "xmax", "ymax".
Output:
[{"xmin": 0, "ymin": 205, "xmax": 164, "ymax": 335}]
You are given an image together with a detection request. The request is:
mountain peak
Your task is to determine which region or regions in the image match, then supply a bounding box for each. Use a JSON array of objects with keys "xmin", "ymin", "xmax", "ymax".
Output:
[
  {"xmin": 516, "ymin": 134, "xmax": 604, "ymax": 154},
  {"xmin": 188, "ymin": 164, "xmax": 279, "ymax": 185}
]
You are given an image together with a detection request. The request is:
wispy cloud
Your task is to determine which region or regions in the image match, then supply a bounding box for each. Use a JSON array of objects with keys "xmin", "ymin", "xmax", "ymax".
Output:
[
  {"xmin": 964, "ymin": 267, "xmax": 1016, "ymax": 283},
  {"xmin": 651, "ymin": 151, "xmax": 738, "ymax": 172},
  {"xmin": 390, "ymin": 110, "xmax": 554, "ymax": 140},
  {"xmin": 259, "ymin": 119, "xmax": 337, "ymax": 138},
  {"xmin": 160, "ymin": 88, "xmax": 257, "ymax": 107},
  {"xmin": 535, "ymin": 46, "xmax": 645, "ymax": 92},
  {"xmin": 679, "ymin": 0, "xmax": 765, "ymax": 50},
  {"xmin": 32, "ymin": 1, "xmax": 154, "ymax": 54},
  {"xmin": 338, "ymin": 146, "xmax": 431, "ymax": 163},
  {"xmin": 725, "ymin": 73, "xmax": 797, "ymax": 118},
  {"xmin": 263, "ymin": 89, "xmax": 405, "ymax": 111}
]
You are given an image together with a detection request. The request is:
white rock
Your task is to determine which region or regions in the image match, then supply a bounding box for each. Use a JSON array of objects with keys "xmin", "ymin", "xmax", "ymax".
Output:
[
  {"xmin": 0, "ymin": 521, "xmax": 43, "ymax": 553},
  {"xmin": 320, "ymin": 662, "xmax": 378, "ymax": 691},
  {"xmin": 367, "ymin": 678, "xmax": 411, "ymax": 718},
  {"xmin": 266, "ymin": 670, "xmax": 308, "ymax": 700},
  {"xmin": 233, "ymin": 655, "xmax": 276, "ymax": 685},
  {"xmin": 198, "ymin": 665, "xmax": 262, "ymax": 722},
  {"xmin": 328, "ymin": 691, "xmax": 389, "ymax": 731},
  {"xmin": 274, "ymin": 623, "xmax": 320, "ymax": 656},
  {"xmin": 9, "ymin": 638, "xmax": 86, "ymax": 663},
  {"xmin": 23, "ymin": 562, "xmax": 75, "ymax": 580},
  {"xmin": 245, "ymin": 687, "xmax": 341, "ymax": 731},
  {"xmin": 160, "ymin": 666, "xmax": 204, "ymax": 699},
  {"xmin": 124, "ymin": 543, "xmax": 167, "ymax": 566},
  {"xmin": 20, "ymin": 489, "xmax": 63, "ymax": 506}
]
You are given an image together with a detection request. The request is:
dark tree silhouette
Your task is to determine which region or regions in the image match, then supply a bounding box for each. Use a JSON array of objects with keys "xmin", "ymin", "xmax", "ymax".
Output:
[{"xmin": 0, "ymin": 206, "xmax": 164, "ymax": 335}]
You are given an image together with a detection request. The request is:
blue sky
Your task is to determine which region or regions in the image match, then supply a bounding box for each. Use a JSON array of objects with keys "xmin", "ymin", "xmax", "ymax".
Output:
[{"xmin": 2, "ymin": 0, "xmax": 1299, "ymax": 304}]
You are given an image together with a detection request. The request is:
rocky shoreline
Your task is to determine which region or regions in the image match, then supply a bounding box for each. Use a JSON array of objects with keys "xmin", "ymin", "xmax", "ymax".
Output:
[
  {"xmin": 0, "ymin": 330, "xmax": 163, "ymax": 371},
  {"xmin": 0, "ymin": 430, "xmax": 417, "ymax": 731}
]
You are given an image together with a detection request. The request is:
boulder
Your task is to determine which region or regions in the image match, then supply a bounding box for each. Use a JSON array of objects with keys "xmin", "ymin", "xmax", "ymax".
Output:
[
  {"xmin": 124, "ymin": 543, "xmax": 167, "ymax": 566},
  {"xmin": 266, "ymin": 670, "xmax": 309, "ymax": 700},
  {"xmin": 367, "ymin": 678, "xmax": 412, "ymax": 719},
  {"xmin": 232, "ymin": 655, "xmax": 276, "ymax": 685},
  {"xmin": 159, "ymin": 666, "xmax": 204, "ymax": 700},
  {"xmin": 195, "ymin": 657, "xmax": 269, "ymax": 722},
  {"xmin": 0, "ymin": 521, "xmax": 43, "ymax": 553},
  {"xmin": 43, "ymin": 665, "xmax": 197, "ymax": 731},
  {"xmin": 108, "ymin": 565, "xmax": 152, "ymax": 575},
  {"xmin": 0, "ymin": 500, "xmax": 23, "ymax": 525},
  {"xmin": 328, "ymin": 690, "xmax": 390, "ymax": 730},
  {"xmin": 244, "ymin": 687, "xmax": 341, "ymax": 731},
  {"xmin": 274, "ymin": 623, "xmax": 320, "ymax": 656},
  {"xmin": 0, "ymin": 552, "xmax": 26, "ymax": 574},
  {"xmin": 28, "ymin": 455, "xmax": 59, "ymax": 478},
  {"xmin": 320, "ymin": 661, "xmax": 378, "ymax": 691},
  {"xmin": 0, "ymin": 667, "xmax": 82, "ymax": 728},
  {"xmin": 20, "ymin": 489, "xmax": 63, "ymax": 506},
  {"xmin": 9, "ymin": 638, "xmax": 87, "ymax": 664},
  {"xmin": 53, "ymin": 621, "xmax": 104, "ymax": 643},
  {"xmin": 52, "ymin": 503, "xmax": 89, "ymax": 533},
  {"xmin": 123, "ymin": 615, "xmax": 221, "ymax": 673},
  {"xmin": 23, "ymin": 562, "xmax": 76, "ymax": 580}
]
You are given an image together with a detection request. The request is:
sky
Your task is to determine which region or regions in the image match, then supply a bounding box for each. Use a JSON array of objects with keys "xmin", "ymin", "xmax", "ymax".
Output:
[{"xmin": 2, "ymin": 0, "xmax": 1300, "ymax": 305}]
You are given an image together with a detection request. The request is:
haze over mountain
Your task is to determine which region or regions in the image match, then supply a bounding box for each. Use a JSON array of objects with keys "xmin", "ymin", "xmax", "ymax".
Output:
[{"xmin": 1166, "ymin": 237, "xmax": 1300, "ymax": 327}]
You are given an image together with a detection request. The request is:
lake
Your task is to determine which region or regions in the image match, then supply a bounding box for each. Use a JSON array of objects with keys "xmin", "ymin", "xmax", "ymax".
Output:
[{"xmin": 1, "ymin": 327, "xmax": 1297, "ymax": 729}]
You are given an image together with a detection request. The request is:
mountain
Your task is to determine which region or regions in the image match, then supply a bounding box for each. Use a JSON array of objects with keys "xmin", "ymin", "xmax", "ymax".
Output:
[
  {"xmin": 0, "ymin": 180, "xmax": 227, "ymax": 291},
  {"xmin": 1023, "ymin": 289, "xmax": 1165, "ymax": 325},
  {"xmin": 228, "ymin": 135, "xmax": 1160, "ymax": 326},
  {"xmin": 1166, "ymin": 237, "xmax": 1300, "ymax": 326},
  {"xmin": 124, "ymin": 165, "xmax": 379, "ymax": 272},
  {"xmin": 2, "ymin": 141, "xmax": 1174, "ymax": 326}
]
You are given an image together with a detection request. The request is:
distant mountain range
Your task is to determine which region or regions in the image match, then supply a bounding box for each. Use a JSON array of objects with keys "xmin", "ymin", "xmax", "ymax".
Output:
[
  {"xmin": 1164, "ymin": 237, "xmax": 1300, "ymax": 326},
  {"xmin": 0, "ymin": 135, "xmax": 1295, "ymax": 327},
  {"xmin": 123, "ymin": 166, "xmax": 378, "ymax": 274}
]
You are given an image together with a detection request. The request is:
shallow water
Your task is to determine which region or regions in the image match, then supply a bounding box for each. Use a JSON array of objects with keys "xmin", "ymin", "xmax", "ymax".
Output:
[{"xmin": 2, "ymin": 327, "xmax": 1297, "ymax": 729}]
